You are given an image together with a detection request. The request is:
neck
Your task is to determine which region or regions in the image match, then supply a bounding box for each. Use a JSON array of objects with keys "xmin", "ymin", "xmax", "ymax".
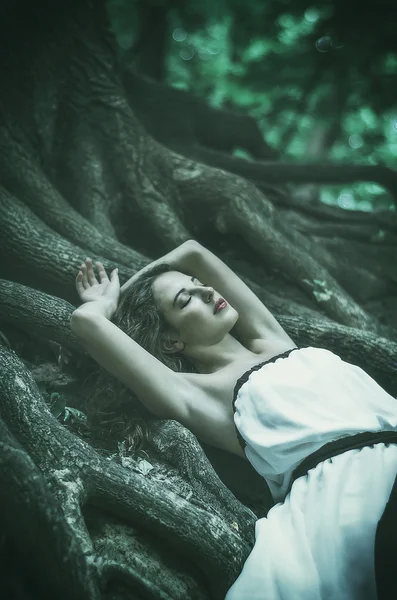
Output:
[{"xmin": 182, "ymin": 333, "xmax": 255, "ymax": 374}]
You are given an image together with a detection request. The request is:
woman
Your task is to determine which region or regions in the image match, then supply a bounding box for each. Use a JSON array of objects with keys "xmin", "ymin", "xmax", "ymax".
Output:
[{"xmin": 70, "ymin": 240, "xmax": 397, "ymax": 600}]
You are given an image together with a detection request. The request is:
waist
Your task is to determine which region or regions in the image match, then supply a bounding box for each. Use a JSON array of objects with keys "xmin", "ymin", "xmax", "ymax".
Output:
[{"xmin": 288, "ymin": 430, "xmax": 397, "ymax": 496}]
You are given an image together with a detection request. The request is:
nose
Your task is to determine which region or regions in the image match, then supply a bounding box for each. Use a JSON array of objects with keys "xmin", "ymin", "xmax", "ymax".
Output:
[{"xmin": 203, "ymin": 285, "xmax": 214, "ymax": 302}]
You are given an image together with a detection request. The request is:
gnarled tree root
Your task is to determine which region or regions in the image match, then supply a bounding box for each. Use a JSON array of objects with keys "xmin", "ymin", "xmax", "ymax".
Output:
[{"xmin": 0, "ymin": 345, "xmax": 255, "ymax": 599}]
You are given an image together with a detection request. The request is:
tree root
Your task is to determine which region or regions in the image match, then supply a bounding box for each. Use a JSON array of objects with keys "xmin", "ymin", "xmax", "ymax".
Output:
[
  {"xmin": 275, "ymin": 210, "xmax": 394, "ymax": 302},
  {"xmin": 122, "ymin": 67, "xmax": 280, "ymax": 161},
  {"xmin": 53, "ymin": 123, "xmax": 119, "ymax": 238},
  {"xmin": 148, "ymin": 420, "xmax": 257, "ymax": 530},
  {"xmin": 0, "ymin": 339, "xmax": 255, "ymax": 599},
  {"xmin": 278, "ymin": 316, "xmax": 397, "ymax": 397},
  {"xmin": 170, "ymin": 151, "xmax": 383, "ymax": 331},
  {"xmin": 0, "ymin": 417, "xmax": 101, "ymax": 600},
  {"xmin": 0, "ymin": 118, "xmax": 147, "ymax": 268}
]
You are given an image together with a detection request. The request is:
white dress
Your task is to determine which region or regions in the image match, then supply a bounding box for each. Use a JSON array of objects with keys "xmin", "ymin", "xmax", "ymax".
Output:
[{"xmin": 225, "ymin": 346, "xmax": 397, "ymax": 600}]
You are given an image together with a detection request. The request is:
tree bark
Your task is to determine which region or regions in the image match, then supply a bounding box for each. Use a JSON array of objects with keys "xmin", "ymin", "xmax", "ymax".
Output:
[{"xmin": 0, "ymin": 0, "xmax": 396, "ymax": 598}]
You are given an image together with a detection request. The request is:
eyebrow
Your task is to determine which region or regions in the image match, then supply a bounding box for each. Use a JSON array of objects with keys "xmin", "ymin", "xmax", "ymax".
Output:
[{"xmin": 173, "ymin": 276, "xmax": 195, "ymax": 308}]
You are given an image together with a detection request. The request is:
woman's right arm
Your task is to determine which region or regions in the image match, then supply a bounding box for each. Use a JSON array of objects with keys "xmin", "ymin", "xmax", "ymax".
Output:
[
  {"xmin": 71, "ymin": 310, "xmax": 191, "ymax": 420},
  {"xmin": 71, "ymin": 258, "xmax": 194, "ymax": 421}
]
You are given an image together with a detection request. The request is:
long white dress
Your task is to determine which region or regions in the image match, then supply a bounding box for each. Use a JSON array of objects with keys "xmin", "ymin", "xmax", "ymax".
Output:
[{"xmin": 225, "ymin": 346, "xmax": 397, "ymax": 600}]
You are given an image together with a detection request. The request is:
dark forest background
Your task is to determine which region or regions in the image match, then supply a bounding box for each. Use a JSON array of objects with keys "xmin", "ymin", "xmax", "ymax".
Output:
[
  {"xmin": 0, "ymin": 1, "xmax": 396, "ymax": 599},
  {"xmin": 110, "ymin": 0, "xmax": 397, "ymax": 211}
]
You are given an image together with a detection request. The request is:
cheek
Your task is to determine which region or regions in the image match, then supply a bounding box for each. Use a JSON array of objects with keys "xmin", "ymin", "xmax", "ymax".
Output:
[
  {"xmin": 194, "ymin": 308, "xmax": 215, "ymax": 327},
  {"xmin": 184, "ymin": 306, "xmax": 211, "ymax": 326}
]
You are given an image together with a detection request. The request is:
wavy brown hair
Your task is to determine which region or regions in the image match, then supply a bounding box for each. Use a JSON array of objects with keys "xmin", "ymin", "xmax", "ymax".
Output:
[{"xmin": 83, "ymin": 262, "xmax": 199, "ymax": 457}]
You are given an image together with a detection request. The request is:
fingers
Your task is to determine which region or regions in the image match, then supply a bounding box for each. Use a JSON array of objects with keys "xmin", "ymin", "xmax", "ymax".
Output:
[
  {"xmin": 75, "ymin": 268, "xmax": 85, "ymax": 292},
  {"xmin": 78, "ymin": 263, "xmax": 89, "ymax": 289},
  {"xmin": 84, "ymin": 257, "xmax": 98, "ymax": 286},
  {"xmin": 95, "ymin": 261, "xmax": 109, "ymax": 282},
  {"xmin": 75, "ymin": 258, "xmax": 115, "ymax": 292},
  {"xmin": 76, "ymin": 258, "xmax": 97, "ymax": 290}
]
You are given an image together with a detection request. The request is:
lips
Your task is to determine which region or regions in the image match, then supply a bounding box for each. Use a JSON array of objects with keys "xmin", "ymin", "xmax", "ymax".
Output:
[{"xmin": 214, "ymin": 298, "xmax": 227, "ymax": 313}]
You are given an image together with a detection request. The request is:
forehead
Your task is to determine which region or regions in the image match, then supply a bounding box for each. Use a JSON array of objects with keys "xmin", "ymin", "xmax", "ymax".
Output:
[{"xmin": 155, "ymin": 270, "xmax": 189, "ymax": 289}]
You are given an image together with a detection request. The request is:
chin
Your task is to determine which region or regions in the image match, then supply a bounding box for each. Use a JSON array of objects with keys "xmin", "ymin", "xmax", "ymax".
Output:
[
  {"xmin": 230, "ymin": 308, "xmax": 239, "ymax": 323},
  {"xmin": 225, "ymin": 311, "xmax": 239, "ymax": 332}
]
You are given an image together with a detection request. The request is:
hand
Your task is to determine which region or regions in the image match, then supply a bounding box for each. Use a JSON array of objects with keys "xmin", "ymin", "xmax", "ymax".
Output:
[{"xmin": 76, "ymin": 258, "xmax": 120, "ymax": 308}]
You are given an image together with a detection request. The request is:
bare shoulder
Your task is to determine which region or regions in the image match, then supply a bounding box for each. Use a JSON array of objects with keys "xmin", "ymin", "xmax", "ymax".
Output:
[
  {"xmin": 244, "ymin": 334, "xmax": 297, "ymax": 355},
  {"xmin": 177, "ymin": 334, "xmax": 297, "ymax": 459}
]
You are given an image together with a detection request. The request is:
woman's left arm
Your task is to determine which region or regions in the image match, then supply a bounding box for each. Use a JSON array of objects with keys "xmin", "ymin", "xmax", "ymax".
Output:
[
  {"xmin": 120, "ymin": 240, "xmax": 200, "ymax": 296},
  {"xmin": 189, "ymin": 241, "xmax": 296, "ymax": 347}
]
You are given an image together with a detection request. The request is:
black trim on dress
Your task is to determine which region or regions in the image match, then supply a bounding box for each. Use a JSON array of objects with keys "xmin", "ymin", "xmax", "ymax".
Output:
[
  {"xmin": 288, "ymin": 430, "xmax": 397, "ymax": 495},
  {"xmin": 232, "ymin": 346, "xmax": 301, "ymax": 452},
  {"xmin": 287, "ymin": 429, "xmax": 397, "ymax": 600},
  {"xmin": 230, "ymin": 343, "xmax": 397, "ymax": 598}
]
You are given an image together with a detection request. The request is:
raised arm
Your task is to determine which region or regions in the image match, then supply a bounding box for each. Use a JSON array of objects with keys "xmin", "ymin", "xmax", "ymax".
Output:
[
  {"xmin": 70, "ymin": 256, "xmax": 197, "ymax": 421},
  {"xmin": 71, "ymin": 311, "xmax": 191, "ymax": 420},
  {"xmin": 189, "ymin": 241, "xmax": 295, "ymax": 349},
  {"xmin": 120, "ymin": 240, "xmax": 199, "ymax": 296}
]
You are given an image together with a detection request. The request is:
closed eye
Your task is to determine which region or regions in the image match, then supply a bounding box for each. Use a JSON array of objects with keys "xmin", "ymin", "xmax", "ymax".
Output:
[
  {"xmin": 182, "ymin": 297, "xmax": 191, "ymax": 308},
  {"xmin": 181, "ymin": 282, "xmax": 208, "ymax": 308}
]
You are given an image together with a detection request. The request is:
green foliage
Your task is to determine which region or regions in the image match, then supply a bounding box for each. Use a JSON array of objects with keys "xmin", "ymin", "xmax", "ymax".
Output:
[{"xmin": 107, "ymin": 0, "xmax": 397, "ymax": 213}]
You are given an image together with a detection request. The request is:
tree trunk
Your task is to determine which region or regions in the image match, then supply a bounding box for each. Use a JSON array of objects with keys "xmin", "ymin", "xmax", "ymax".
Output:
[{"xmin": 0, "ymin": 1, "xmax": 396, "ymax": 598}]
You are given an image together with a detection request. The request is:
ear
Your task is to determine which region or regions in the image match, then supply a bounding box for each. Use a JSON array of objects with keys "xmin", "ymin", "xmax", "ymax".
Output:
[{"xmin": 162, "ymin": 336, "xmax": 184, "ymax": 354}]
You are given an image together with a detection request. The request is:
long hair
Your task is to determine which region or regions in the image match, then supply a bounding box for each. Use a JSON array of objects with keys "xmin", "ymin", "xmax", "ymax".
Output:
[{"xmin": 83, "ymin": 262, "xmax": 198, "ymax": 457}]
